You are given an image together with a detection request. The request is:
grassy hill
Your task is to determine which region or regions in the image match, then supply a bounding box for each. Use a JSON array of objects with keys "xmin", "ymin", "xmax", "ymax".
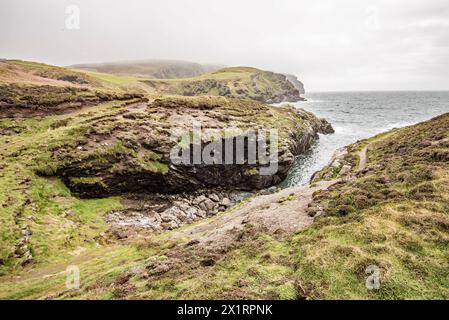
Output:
[
  {"xmin": 0, "ymin": 60, "xmax": 147, "ymax": 118},
  {"xmin": 0, "ymin": 60, "xmax": 304, "ymax": 108},
  {"xmin": 143, "ymin": 67, "xmax": 303, "ymax": 103},
  {"xmin": 70, "ymin": 59, "xmax": 223, "ymax": 79},
  {"xmin": 300, "ymin": 113, "xmax": 449, "ymax": 298}
]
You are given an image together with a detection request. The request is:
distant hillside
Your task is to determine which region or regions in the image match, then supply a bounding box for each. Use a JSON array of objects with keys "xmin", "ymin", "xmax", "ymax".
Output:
[
  {"xmin": 144, "ymin": 67, "xmax": 304, "ymax": 103},
  {"xmin": 0, "ymin": 59, "xmax": 147, "ymax": 117},
  {"xmin": 70, "ymin": 59, "xmax": 223, "ymax": 79},
  {"xmin": 0, "ymin": 60, "xmax": 305, "ymax": 108}
]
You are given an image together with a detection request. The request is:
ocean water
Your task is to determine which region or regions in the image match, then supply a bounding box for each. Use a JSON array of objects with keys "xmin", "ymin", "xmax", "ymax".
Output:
[{"xmin": 282, "ymin": 91, "xmax": 449, "ymax": 187}]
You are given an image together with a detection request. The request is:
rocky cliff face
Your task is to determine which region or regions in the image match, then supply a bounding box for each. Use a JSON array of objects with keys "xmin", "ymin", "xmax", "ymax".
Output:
[
  {"xmin": 284, "ymin": 74, "xmax": 306, "ymax": 95},
  {"xmin": 39, "ymin": 96, "xmax": 333, "ymax": 198}
]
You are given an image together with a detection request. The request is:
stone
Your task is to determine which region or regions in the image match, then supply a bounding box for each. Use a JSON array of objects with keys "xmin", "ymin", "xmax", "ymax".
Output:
[
  {"xmin": 185, "ymin": 239, "xmax": 200, "ymax": 246},
  {"xmin": 331, "ymin": 160, "xmax": 341, "ymax": 168},
  {"xmin": 153, "ymin": 212, "xmax": 162, "ymax": 223},
  {"xmin": 203, "ymin": 199, "xmax": 216, "ymax": 212},
  {"xmin": 160, "ymin": 207, "xmax": 183, "ymax": 222},
  {"xmin": 15, "ymin": 245, "xmax": 28, "ymax": 256},
  {"xmin": 220, "ymin": 197, "xmax": 232, "ymax": 207},
  {"xmin": 22, "ymin": 251, "xmax": 33, "ymax": 265},
  {"xmin": 181, "ymin": 206, "xmax": 197, "ymax": 220},
  {"xmin": 209, "ymin": 193, "xmax": 220, "ymax": 202},
  {"xmin": 198, "ymin": 202, "xmax": 208, "ymax": 212},
  {"xmin": 339, "ymin": 165, "xmax": 352, "ymax": 175},
  {"xmin": 21, "ymin": 228, "xmax": 31, "ymax": 237},
  {"xmin": 196, "ymin": 209, "xmax": 207, "ymax": 218},
  {"xmin": 167, "ymin": 220, "xmax": 179, "ymax": 229},
  {"xmin": 193, "ymin": 195, "xmax": 208, "ymax": 205}
]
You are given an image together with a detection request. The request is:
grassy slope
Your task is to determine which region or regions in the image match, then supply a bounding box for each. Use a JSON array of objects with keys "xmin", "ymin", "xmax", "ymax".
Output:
[
  {"xmin": 0, "ymin": 101, "xmax": 135, "ymax": 274},
  {"xmin": 4, "ymin": 60, "xmax": 153, "ymax": 93},
  {"xmin": 1, "ymin": 60, "xmax": 299, "ymax": 103},
  {"xmin": 294, "ymin": 113, "xmax": 449, "ymax": 299},
  {"xmin": 1, "ymin": 113, "xmax": 448, "ymax": 299}
]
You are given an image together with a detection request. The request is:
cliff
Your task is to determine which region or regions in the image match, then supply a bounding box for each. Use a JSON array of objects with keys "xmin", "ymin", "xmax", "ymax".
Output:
[
  {"xmin": 144, "ymin": 67, "xmax": 304, "ymax": 103},
  {"xmin": 284, "ymin": 73, "xmax": 305, "ymax": 95},
  {"xmin": 36, "ymin": 96, "xmax": 332, "ymax": 197}
]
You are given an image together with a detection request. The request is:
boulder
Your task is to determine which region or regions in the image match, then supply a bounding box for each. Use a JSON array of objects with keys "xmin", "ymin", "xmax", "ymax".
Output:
[
  {"xmin": 220, "ymin": 197, "xmax": 231, "ymax": 207},
  {"xmin": 209, "ymin": 193, "xmax": 220, "ymax": 202}
]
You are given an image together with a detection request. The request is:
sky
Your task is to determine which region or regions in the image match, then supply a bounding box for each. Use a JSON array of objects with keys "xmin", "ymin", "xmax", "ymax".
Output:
[{"xmin": 1, "ymin": 0, "xmax": 449, "ymax": 91}]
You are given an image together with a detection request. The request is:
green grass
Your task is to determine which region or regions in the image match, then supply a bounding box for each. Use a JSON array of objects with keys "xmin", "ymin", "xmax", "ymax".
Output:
[
  {"xmin": 0, "ymin": 101, "xmax": 129, "ymax": 274},
  {"xmin": 291, "ymin": 114, "xmax": 449, "ymax": 299}
]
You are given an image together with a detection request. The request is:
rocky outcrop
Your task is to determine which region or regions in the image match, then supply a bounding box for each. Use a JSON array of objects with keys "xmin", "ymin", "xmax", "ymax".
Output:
[
  {"xmin": 39, "ymin": 96, "xmax": 333, "ymax": 198},
  {"xmin": 284, "ymin": 74, "xmax": 306, "ymax": 95}
]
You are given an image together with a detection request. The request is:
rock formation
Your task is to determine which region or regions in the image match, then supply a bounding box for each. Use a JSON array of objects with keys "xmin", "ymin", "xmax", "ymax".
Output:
[{"xmin": 40, "ymin": 96, "xmax": 333, "ymax": 198}]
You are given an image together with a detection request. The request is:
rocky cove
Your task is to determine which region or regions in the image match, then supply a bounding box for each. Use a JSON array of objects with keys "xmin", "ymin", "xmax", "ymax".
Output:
[{"xmin": 33, "ymin": 95, "xmax": 333, "ymax": 234}]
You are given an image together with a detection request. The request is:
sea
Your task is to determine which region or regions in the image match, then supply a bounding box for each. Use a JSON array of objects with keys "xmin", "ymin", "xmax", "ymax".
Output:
[{"xmin": 282, "ymin": 91, "xmax": 449, "ymax": 186}]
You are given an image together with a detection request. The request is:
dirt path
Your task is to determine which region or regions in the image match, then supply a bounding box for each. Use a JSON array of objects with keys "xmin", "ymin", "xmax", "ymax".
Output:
[
  {"xmin": 171, "ymin": 180, "xmax": 338, "ymax": 249},
  {"xmin": 358, "ymin": 146, "xmax": 368, "ymax": 171},
  {"xmin": 358, "ymin": 131, "xmax": 398, "ymax": 172}
]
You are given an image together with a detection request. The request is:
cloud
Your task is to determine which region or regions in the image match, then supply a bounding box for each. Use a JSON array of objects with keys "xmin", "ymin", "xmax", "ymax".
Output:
[{"xmin": 0, "ymin": 0, "xmax": 448, "ymax": 91}]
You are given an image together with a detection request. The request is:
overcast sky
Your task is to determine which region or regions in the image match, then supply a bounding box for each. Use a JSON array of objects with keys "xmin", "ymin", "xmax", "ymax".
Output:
[{"xmin": 1, "ymin": 0, "xmax": 449, "ymax": 91}]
